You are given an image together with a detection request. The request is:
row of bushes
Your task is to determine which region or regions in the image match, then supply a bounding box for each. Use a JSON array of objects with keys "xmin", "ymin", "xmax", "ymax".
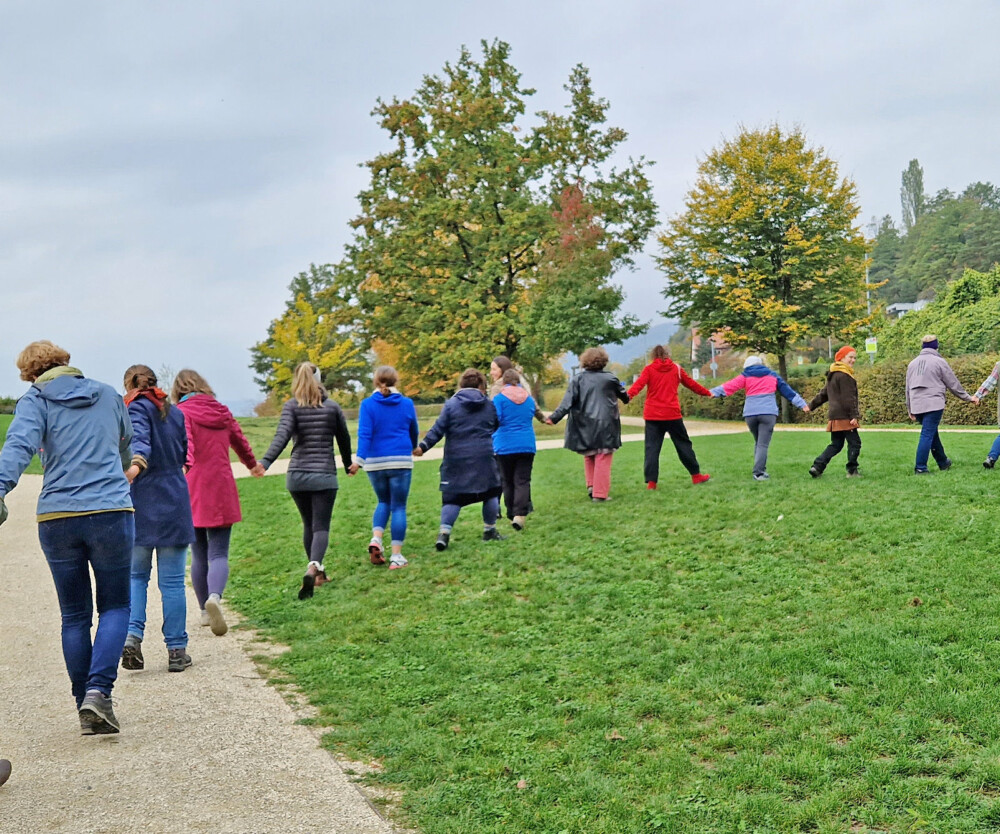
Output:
[{"xmin": 624, "ymin": 355, "xmax": 1000, "ymax": 426}]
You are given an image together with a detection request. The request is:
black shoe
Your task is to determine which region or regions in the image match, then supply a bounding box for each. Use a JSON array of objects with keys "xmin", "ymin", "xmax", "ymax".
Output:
[
  {"xmin": 298, "ymin": 572, "xmax": 315, "ymax": 601},
  {"xmin": 984, "ymin": 457, "xmax": 996, "ymax": 470},
  {"xmin": 482, "ymin": 528, "xmax": 506, "ymax": 541},
  {"xmin": 809, "ymin": 466, "xmax": 822, "ymax": 478},
  {"xmin": 79, "ymin": 690, "xmax": 120, "ymax": 735},
  {"xmin": 435, "ymin": 532, "xmax": 450, "ymax": 551},
  {"xmin": 846, "ymin": 470, "xmax": 862, "ymax": 478},
  {"xmin": 167, "ymin": 649, "xmax": 192, "ymax": 672},
  {"xmin": 0, "ymin": 758, "xmax": 10, "ymax": 787},
  {"xmin": 939, "ymin": 459, "xmax": 953, "ymax": 471},
  {"xmin": 914, "ymin": 468, "xmax": 931, "ymax": 475},
  {"xmin": 121, "ymin": 635, "xmax": 144, "ymax": 670}
]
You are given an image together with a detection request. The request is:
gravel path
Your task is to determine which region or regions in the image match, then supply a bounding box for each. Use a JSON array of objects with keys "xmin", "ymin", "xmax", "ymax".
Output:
[{"xmin": 0, "ymin": 474, "xmax": 396, "ymax": 834}]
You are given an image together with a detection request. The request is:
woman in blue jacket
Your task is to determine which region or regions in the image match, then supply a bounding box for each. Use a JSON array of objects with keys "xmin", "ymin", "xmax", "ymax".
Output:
[
  {"xmin": 350, "ymin": 366, "xmax": 419, "ymax": 570},
  {"xmin": 493, "ymin": 368, "xmax": 537, "ymax": 530},
  {"xmin": 415, "ymin": 368, "xmax": 503, "ymax": 551},
  {"xmin": 120, "ymin": 365, "xmax": 195, "ymax": 673},
  {"xmin": 0, "ymin": 341, "xmax": 133, "ymax": 735}
]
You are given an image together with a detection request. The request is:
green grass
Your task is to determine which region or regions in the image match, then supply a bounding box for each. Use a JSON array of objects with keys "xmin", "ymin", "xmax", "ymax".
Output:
[{"xmin": 227, "ymin": 430, "xmax": 1000, "ymax": 833}]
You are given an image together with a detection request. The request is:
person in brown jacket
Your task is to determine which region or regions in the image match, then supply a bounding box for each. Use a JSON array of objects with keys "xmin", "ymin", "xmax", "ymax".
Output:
[{"xmin": 808, "ymin": 346, "xmax": 862, "ymax": 478}]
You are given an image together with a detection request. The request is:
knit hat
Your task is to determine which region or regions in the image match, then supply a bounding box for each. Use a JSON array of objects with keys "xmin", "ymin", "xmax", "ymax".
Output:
[
  {"xmin": 922, "ymin": 334, "xmax": 939, "ymax": 350},
  {"xmin": 834, "ymin": 346, "xmax": 855, "ymax": 362},
  {"xmin": 743, "ymin": 355, "xmax": 764, "ymax": 369}
]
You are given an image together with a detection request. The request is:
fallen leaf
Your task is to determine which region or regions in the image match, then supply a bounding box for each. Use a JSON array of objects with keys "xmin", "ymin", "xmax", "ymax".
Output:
[
  {"xmin": 516, "ymin": 779, "xmax": 528, "ymax": 789},
  {"xmin": 606, "ymin": 730, "xmax": 625, "ymax": 741},
  {"xmin": 909, "ymin": 597, "xmax": 923, "ymax": 606}
]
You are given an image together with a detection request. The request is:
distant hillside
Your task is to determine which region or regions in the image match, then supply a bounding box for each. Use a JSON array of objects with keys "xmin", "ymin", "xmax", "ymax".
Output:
[{"xmin": 562, "ymin": 320, "xmax": 678, "ymax": 370}]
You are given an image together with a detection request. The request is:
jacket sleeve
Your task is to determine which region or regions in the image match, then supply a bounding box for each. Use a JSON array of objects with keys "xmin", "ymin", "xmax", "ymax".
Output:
[
  {"xmin": 846, "ymin": 377, "xmax": 861, "ymax": 420},
  {"xmin": 776, "ymin": 376, "xmax": 808, "ymax": 410},
  {"xmin": 117, "ymin": 394, "xmax": 134, "ymax": 472},
  {"xmin": 712, "ymin": 375, "xmax": 746, "ymax": 398},
  {"xmin": 548, "ymin": 378, "xmax": 577, "ymax": 424},
  {"xmin": 612, "ymin": 376, "xmax": 630, "ymax": 404},
  {"xmin": 182, "ymin": 410, "xmax": 195, "ymax": 470},
  {"xmin": 493, "ymin": 395, "xmax": 506, "ymax": 428},
  {"xmin": 419, "ymin": 402, "xmax": 450, "ymax": 451},
  {"xmin": 808, "ymin": 382, "xmax": 829, "ymax": 412},
  {"xmin": 127, "ymin": 401, "xmax": 152, "ymax": 471},
  {"xmin": 0, "ymin": 394, "xmax": 45, "ymax": 498},
  {"xmin": 626, "ymin": 366, "xmax": 649, "ymax": 399},
  {"xmin": 408, "ymin": 401, "xmax": 419, "ymax": 448},
  {"xmin": 355, "ymin": 400, "xmax": 373, "ymax": 464},
  {"xmin": 905, "ymin": 363, "xmax": 913, "ymax": 413},
  {"xmin": 975, "ymin": 362, "xmax": 1000, "ymax": 400},
  {"xmin": 680, "ymin": 368, "xmax": 711, "ymax": 397},
  {"xmin": 227, "ymin": 410, "xmax": 258, "ymax": 470},
  {"xmin": 940, "ymin": 360, "xmax": 974, "ymax": 401},
  {"xmin": 333, "ymin": 406, "xmax": 353, "ymax": 471},
  {"xmin": 260, "ymin": 401, "xmax": 295, "ymax": 469}
]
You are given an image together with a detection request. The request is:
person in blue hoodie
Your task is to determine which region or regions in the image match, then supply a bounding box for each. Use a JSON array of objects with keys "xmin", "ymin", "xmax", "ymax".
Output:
[
  {"xmin": 415, "ymin": 368, "xmax": 503, "ymax": 551},
  {"xmin": 711, "ymin": 355, "xmax": 809, "ymax": 480},
  {"xmin": 350, "ymin": 366, "xmax": 419, "ymax": 570},
  {"xmin": 0, "ymin": 341, "xmax": 134, "ymax": 735},
  {"xmin": 493, "ymin": 368, "xmax": 537, "ymax": 530}
]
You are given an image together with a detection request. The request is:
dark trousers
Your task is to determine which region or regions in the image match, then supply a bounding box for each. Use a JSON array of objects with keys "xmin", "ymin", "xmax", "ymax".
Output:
[
  {"xmin": 644, "ymin": 419, "xmax": 700, "ymax": 483},
  {"xmin": 496, "ymin": 453, "xmax": 535, "ymax": 518},
  {"xmin": 813, "ymin": 430, "xmax": 862, "ymax": 473},
  {"xmin": 289, "ymin": 489, "xmax": 337, "ymax": 563}
]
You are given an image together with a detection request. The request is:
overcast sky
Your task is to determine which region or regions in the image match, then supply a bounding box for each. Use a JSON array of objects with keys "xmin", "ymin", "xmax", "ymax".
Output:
[{"xmin": 2, "ymin": 0, "xmax": 997, "ymax": 406}]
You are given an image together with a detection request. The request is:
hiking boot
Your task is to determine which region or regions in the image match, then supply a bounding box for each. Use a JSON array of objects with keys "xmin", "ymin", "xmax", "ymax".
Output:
[
  {"xmin": 205, "ymin": 594, "xmax": 228, "ymax": 636},
  {"xmin": 511, "ymin": 515, "xmax": 526, "ymax": 531},
  {"xmin": 369, "ymin": 538, "xmax": 386, "ymax": 565},
  {"xmin": 79, "ymin": 690, "xmax": 120, "ymax": 735},
  {"xmin": 121, "ymin": 634, "xmax": 144, "ymax": 670},
  {"xmin": 809, "ymin": 465, "xmax": 822, "ymax": 478},
  {"xmin": 435, "ymin": 532, "xmax": 450, "ymax": 551},
  {"xmin": 0, "ymin": 758, "xmax": 10, "ymax": 787},
  {"xmin": 482, "ymin": 528, "xmax": 506, "ymax": 542},
  {"xmin": 939, "ymin": 459, "xmax": 953, "ymax": 471},
  {"xmin": 691, "ymin": 473, "xmax": 711, "ymax": 485},
  {"xmin": 167, "ymin": 649, "xmax": 192, "ymax": 672},
  {"xmin": 984, "ymin": 457, "xmax": 996, "ymax": 470}
]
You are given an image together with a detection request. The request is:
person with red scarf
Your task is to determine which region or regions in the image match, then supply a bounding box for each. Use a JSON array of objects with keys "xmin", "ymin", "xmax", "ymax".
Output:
[
  {"xmin": 121, "ymin": 365, "xmax": 196, "ymax": 673},
  {"xmin": 627, "ymin": 345, "xmax": 712, "ymax": 488}
]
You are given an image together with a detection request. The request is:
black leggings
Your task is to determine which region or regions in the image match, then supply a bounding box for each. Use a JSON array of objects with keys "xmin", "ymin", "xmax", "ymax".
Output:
[{"xmin": 289, "ymin": 489, "xmax": 337, "ymax": 563}]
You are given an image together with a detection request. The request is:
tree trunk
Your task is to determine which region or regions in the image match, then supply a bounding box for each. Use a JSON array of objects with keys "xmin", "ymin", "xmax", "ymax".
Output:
[{"xmin": 778, "ymin": 353, "xmax": 790, "ymax": 423}]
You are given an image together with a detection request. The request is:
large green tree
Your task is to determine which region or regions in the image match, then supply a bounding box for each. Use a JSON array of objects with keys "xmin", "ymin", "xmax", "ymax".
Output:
[
  {"xmin": 900, "ymin": 158, "xmax": 926, "ymax": 232},
  {"xmin": 658, "ymin": 125, "xmax": 869, "ymax": 418},
  {"xmin": 340, "ymin": 40, "xmax": 655, "ymax": 392}
]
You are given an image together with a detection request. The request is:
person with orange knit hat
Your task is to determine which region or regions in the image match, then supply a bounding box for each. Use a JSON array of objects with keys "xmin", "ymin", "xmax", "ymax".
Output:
[{"xmin": 807, "ymin": 346, "xmax": 862, "ymax": 477}]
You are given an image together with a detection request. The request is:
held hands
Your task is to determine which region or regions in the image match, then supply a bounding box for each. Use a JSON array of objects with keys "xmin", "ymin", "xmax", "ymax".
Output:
[
  {"xmin": 125, "ymin": 464, "xmax": 141, "ymax": 484},
  {"xmin": 850, "ymin": 418, "xmax": 859, "ymax": 428},
  {"xmin": 544, "ymin": 417, "xmax": 554, "ymax": 425},
  {"xmin": 250, "ymin": 463, "xmax": 266, "ymax": 478},
  {"xmin": 972, "ymin": 396, "xmax": 981, "ymax": 405},
  {"xmin": 348, "ymin": 462, "xmax": 360, "ymax": 475},
  {"xmin": 802, "ymin": 405, "xmax": 810, "ymax": 413},
  {"xmin": 413, "ymin": 447, "xmax": 424, "ymax": 457}
]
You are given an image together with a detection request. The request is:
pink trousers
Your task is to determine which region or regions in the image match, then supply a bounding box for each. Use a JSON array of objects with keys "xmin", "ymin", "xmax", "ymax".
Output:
[{"xmin": 583, "ymin": 452, "xmax": 613, "ymax": 499}]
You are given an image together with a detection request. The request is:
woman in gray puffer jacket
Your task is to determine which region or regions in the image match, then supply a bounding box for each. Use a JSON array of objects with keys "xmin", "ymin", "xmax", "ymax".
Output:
[{"xmin": 547, "ymin": 347, "xmax": 629, "ymax": 502}]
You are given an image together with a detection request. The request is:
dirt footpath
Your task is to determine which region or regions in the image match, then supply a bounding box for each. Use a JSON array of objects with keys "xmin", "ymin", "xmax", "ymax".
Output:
[{"xmin": 0, "ymin": 474, "xmax": 396, "ymax": 834}]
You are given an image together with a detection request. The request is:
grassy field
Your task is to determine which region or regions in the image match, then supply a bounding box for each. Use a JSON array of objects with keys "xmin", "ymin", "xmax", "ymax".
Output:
[{"xmin": 227, "ymin": 429, "xmax": 1000, "ymax": 834}]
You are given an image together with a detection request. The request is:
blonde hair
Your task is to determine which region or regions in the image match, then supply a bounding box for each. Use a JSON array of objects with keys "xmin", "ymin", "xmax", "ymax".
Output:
[
  {"xmin": 579, "ymin": 347, "xmax": 609, "ymax": 371},
  {"xmin": 16, "ymin": 340, "xmax": 71, "ymax": 382},
  {"xmin": 291, "ymin": 362, "xmax": 324, "ymax": 407},
  {"xmin": 171, "ymin": 369, "xmax": 214, "ymax": 402},
  {"xmin": 373, "ymin": 365, "xmax": 398, "ymax": 396}
]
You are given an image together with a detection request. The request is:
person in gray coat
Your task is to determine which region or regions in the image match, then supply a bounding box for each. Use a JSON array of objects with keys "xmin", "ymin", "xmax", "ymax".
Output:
[
  {"xmin": 546, "ymin": 347, "xmax": 629, "ymax": 501},
  {"xmin": 905, "ymin": 335, "xmax": 977, "ymax": 473}
]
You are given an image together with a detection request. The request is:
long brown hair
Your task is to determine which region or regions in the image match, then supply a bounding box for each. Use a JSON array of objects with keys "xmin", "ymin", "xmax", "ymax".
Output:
[
  {"xmin": 291, "ymin": 362, "xmax": 325, "ymax": 407},
  {"xmin": 651, "ymin": 344, "xmax": 669, "ymax": 361},
  {"xmin": 123, "ymin": 364, "xmax": 170, "ymax": 420},
  {"xmin": 373, "ymin": 365, "xmax": 398, "ymax": 396},
  {"xmin": 171, "ymin": 369, "xmax": 214, "ymax": 402}
]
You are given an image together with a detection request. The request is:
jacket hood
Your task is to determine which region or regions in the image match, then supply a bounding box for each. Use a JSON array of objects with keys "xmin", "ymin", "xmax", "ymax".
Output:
[
  {"xmin": 33, "ymin": 367, "xmax": 101, "ymax": 409},
  {"xmin": 499, "ymin": 384, "xmax": 529, "ymax": 405},
  {"xmin": 743, "ymin": 365, "xmax": 774, "ymax": 378},
  {"xmin": 179, "ymin": 393, "xmax": 232, "ymax": 428},
  {"xmin": 452, "ymin": 388, "xmax": 489, "ymax": 410},
  {"xmin": 653, "ymin": 358, "xmax": 676, "ymax": 372},
  {"xmin": 373, "ymin": 391, "xmax": 404, "ymax": 406}
]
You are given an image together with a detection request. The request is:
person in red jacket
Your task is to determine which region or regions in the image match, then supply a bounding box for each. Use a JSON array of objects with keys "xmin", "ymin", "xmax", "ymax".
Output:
[{"xmin": 627, "ymin": 345, "xmax": 712, "ymax": 488}]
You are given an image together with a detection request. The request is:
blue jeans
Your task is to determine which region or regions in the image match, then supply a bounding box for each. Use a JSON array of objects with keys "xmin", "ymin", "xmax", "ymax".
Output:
[
  {"xmin": 989, "ymin": 434, "xmax": 1000, "ymax": 462},
  {"xmin": 129, "ymin": 546, "xmax": 189, "ymax": 649},
  {"xmin": 38, "ymin": 511, "xmax": 134, "ymax": 706},
  {"xmin": 914, "ymin": 410, "xmax": 948, "ymax": 471},
  {"xmin": 367, "ymin": 469, "xmax": 412, "ymax": 545}
]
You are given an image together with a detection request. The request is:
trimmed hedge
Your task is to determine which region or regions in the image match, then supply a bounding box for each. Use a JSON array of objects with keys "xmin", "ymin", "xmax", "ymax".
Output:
[{"xmin": 625, "ymin": 355, "xmax": 1000, "ymax": 426}]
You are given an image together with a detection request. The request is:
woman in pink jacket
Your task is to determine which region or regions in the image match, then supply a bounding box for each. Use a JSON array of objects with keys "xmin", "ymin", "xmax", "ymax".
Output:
[{"xmin": 173, "ymin": 370, "xmax": 260, "ymax": 636}]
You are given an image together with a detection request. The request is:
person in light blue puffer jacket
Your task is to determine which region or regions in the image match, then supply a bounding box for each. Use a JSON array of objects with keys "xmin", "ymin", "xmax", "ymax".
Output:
[
  {"xmin": 0, "ymin": 340, "xmax": 133, "ymax": 735},
  {"xmin": 711, "ymin": 355, "xmax": 808, "ymax": 480}
]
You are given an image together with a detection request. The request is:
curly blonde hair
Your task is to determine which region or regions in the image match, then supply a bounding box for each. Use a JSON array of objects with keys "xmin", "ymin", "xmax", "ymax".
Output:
[
  {"xmin": 579, "ymin": 347, "xmax": 609, "ymax": 371},
  {"xmin": 16, "ymin": 340, "xmax": 71, "ymax": 382}
]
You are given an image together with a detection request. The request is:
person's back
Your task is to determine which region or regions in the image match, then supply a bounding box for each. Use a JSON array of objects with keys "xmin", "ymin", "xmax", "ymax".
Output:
[
  {"xmin": 357, "ymin": 390, "xmax": 418, "ymax": 469},
  {"xmin": 283, "ymin": 398, "xmax": 349, "ymax": 473},
  {"xmin": 493, "ymin": 386, "xmax": 536, "ymax": 455}
]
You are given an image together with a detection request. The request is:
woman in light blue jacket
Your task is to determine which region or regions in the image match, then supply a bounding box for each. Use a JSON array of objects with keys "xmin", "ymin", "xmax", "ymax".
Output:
[{"xmin": 492, "ymin": 368, "xmax": 537, "ymax": 530}]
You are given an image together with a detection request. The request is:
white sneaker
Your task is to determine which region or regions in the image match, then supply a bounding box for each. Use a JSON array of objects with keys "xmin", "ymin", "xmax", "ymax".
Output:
[
  {"xmin": 205, "ymin": 594, "xmax": 228, "ymax": 636},
  {"xmin": 200, "ymin": 609, "xmax": 210, "ymax": 627},
  {"xmin": 389, "ymin": 555, "xmax": 409, "ymax": 570}
]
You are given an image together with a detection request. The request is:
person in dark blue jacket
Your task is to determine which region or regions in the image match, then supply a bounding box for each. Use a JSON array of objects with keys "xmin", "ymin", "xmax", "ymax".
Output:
[
  {"xmin": 120, "ymin": 365, "xmax": 195, "ymax": 673},
  {"xmin": 492, "ymin": 368, "xmax": 537, "ymax": 530},
  {"xmin": 415, "ymin": 368, "xmax": 504, "ymax": 551},
  {"xmin": 0, "ymin": 341, "xmax": 133, "ymax": 735},
  {"xmin": 350, "ymin": 366, "xmax": 419, "ymax": 570}
]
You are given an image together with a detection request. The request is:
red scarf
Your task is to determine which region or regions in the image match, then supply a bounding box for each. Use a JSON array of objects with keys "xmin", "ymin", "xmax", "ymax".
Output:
[{"xmin": 124, "ymin": 387, "xmax": 169, "ymax": 409}]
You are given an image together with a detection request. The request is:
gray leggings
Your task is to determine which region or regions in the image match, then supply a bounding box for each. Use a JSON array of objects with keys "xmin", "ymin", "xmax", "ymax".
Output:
[{"xmin": 745, "ymin": 415, "xmax": 777, "ymax": 476}]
